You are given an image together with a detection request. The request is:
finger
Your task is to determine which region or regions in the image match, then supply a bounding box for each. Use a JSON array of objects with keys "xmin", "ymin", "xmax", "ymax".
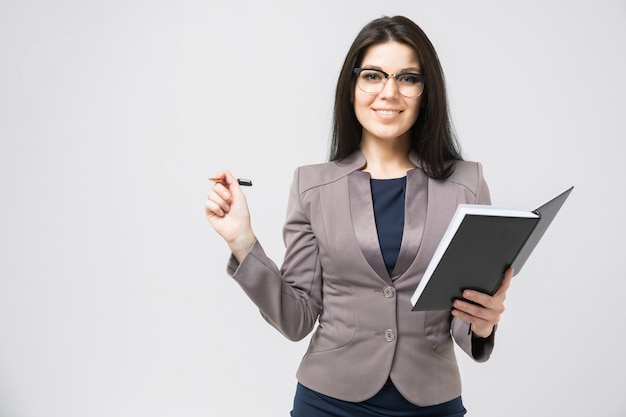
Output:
[
  {"xmin": 450, "ymin": 308, "xmax": 475, "ymax": 324},
  {"xmin": 211, "ymin": 181, "xmax": 232, "ymax": 202},
  {"xmin": 210, "ymin": 170, "xmax": 240, "ymax": 191},
  {"xmin": 219, "ymin": 170, "xmax": 242, "ymax": 191},
  {"xmin": 211, "ymin": 170, "xmax": 247, "ymax": 203},
  {"xmin": 210, "ymin": 171, "xmax": 227, "ymax": 184},
  {"xmin": 205, "ymin": 198, "xmax": 225, "ymax": 218},
  {"xmin": 453, "ymin": 298, "xmax": 500, "ymax": 322},
  {"xmin": 451, "ymin": 308, "xmax": 493, "ymax": 335},
  {"xmin": 460, "ymin": 289, "xmax": 497, "ymax": 310},
  {"xmin": 206, "ymin": 189, "xmax": 231, "ymax": 216}
]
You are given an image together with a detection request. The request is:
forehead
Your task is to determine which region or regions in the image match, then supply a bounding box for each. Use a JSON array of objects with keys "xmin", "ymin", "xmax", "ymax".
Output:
[{"xmin": 360, "ymin": 41, "xmax": 420, "ymax": 70}]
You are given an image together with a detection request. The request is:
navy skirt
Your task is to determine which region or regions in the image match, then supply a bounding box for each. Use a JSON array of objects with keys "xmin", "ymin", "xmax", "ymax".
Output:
[{"xmin": 290, "ymin": 379, "xmax": 466, "ymax": 417}]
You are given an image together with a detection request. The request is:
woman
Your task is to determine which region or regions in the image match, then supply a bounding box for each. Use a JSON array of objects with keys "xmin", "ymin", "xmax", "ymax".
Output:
[{"xmin": 205, "ymin": 15, "xmax": 513, "ymax": 417}]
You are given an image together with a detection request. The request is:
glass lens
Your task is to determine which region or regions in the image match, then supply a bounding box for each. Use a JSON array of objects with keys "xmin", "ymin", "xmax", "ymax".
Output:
[
  {"xmin": 396, "ymin": 73, "xmax": 424, "ymax": 98},
  {"xmin": 356, "ymin": 69, "xmax": 385, "ymax": 93}
]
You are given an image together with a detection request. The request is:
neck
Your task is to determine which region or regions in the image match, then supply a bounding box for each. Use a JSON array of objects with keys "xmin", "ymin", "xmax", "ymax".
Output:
[{"xmin": 359, "ymin": 136, "xmax": 414, "ymax": 179}]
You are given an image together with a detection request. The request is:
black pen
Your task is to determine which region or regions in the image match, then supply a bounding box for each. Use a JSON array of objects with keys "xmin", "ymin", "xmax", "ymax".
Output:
[{"xmin": 209, "ymin": 177, "xmax": 253, "ymax": 187}]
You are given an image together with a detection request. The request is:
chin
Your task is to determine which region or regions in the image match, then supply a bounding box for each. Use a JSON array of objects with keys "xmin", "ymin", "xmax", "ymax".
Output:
[{"xmin": 374, "ymin": 130, "xmax": 411, "ymax": 142}]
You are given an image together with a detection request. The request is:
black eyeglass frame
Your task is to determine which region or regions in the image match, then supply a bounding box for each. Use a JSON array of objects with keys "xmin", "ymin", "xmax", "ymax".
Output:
[{"xmin": 352, "ymin": 67, "xmax": 426, "ymax": 97}]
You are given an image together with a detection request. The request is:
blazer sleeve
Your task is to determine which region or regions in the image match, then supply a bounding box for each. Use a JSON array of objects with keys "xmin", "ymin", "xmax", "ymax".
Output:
[
  {"xmin": 226, "ymin": 167, "xmax": 323, "ymax": 342},
  {"xmin": 450, "ymin": 161, "xmax": 496, "ymax": 362}
]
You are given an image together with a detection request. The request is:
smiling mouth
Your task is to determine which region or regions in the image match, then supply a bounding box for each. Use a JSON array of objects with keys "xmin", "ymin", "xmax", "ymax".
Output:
[{"xmin": 375, "ymin": 109, "xmax": 402, "ymax": 115}]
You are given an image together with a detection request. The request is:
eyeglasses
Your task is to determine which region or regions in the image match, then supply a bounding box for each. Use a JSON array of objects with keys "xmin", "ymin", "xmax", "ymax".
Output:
[{"xmin": 353, "ymin": 68, "xmax": 425, "ymax": 98}]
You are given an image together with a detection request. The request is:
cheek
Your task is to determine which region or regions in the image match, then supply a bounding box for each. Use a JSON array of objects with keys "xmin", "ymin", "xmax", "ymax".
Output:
[
  {"xmin": 409, "ymin": 98, "xmax": 423, "ymax": 122},
  {"xmin": 352, "ymin": 87, "xmax": 367, "ymax": 108},
  {"xmin": 353, "ymin": 95, "xmax": 372, "ymax": 126}
]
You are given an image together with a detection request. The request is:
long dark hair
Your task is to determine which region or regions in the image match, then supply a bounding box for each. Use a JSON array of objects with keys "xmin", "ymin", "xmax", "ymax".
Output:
[{"xmin": 329, "ymin": 15, "xmax": 462, "ymax": 179}]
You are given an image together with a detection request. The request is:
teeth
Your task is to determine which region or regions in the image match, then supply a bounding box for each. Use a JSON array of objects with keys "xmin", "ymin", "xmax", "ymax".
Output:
[{"xmin": 377, "ymin": 110, "xmax": 400, "ymax": 115}]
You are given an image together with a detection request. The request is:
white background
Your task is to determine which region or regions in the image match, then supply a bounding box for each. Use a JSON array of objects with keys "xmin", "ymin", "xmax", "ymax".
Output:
[{"xmin": 1, "ymin": 1, "xmax": 625, "ymax": 416}]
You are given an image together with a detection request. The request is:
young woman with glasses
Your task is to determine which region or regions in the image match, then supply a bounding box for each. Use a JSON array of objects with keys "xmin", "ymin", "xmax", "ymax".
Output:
[{"xmin": 205, "ymin": 15, "xmax": 513, "ymax": 417}]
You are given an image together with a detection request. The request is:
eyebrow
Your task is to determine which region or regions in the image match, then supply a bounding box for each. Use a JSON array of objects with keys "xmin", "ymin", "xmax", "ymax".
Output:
[{"xmin": 360, "ymin": 65, "xmax": 422, "ymax": 73}]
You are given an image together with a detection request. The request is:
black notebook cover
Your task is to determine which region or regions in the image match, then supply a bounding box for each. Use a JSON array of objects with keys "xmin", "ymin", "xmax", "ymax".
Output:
[{"xmin": 411, "ymin": 186, "xmax": 573, "ymax": 311}]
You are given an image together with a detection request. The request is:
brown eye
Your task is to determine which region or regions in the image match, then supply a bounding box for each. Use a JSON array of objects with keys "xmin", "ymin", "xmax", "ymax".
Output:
[{"xmin": 361, "ymin": 70, "xmax": 384, "ymax": 83}]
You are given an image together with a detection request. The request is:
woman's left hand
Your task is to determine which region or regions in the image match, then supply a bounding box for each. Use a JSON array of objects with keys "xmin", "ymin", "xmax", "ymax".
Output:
[{"xmin": 451, "ymin": 267, "xmax": 514, "ymax": 338}]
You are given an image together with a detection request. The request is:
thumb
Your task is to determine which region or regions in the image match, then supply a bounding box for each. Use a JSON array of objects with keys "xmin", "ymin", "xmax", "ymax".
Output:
[{"xmin": 221, "ymin": 170, "xmax": 246, "ymax": 197}]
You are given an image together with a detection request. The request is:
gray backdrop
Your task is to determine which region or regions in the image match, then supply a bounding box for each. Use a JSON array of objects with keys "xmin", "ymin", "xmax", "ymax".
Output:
[{"xmin": 1, "ymin": 1, "xmax": 625, "ymax": 416}]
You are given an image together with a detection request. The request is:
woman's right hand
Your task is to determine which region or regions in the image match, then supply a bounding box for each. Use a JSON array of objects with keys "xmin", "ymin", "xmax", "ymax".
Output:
[{"xmin": 205, "ymin": 170, "xmax": 256, "ymax": 262}]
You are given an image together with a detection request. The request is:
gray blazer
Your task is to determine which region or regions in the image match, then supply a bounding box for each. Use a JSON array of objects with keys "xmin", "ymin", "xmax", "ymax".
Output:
[{"xmin": 227, "ymin": 150, "xmax": 494, "ymax": 406}]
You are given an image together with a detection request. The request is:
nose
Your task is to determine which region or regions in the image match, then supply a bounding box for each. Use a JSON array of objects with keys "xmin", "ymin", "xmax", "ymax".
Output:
[{"xmin": 379, "ymin": 75, "xmax": 400, "ymax": 98}]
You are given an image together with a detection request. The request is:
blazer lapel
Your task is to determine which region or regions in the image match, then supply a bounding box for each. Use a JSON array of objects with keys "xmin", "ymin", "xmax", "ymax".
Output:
[
  {"xmin": 349, "ymin": 170, "xmax": 391, "ymax": 283},
  {"xmin": 391, "ymin": 167, "xmax": 428, "ymax": 279}
]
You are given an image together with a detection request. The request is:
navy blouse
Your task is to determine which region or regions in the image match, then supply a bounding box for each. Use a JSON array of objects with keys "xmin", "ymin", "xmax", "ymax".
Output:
[{"xmin": 370, "ymin": 177, "xmax": 406, "ymax": 276}]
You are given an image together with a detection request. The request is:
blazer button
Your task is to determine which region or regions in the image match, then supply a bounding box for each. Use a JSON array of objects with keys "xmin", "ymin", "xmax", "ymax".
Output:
[
  {"xmin": 383, "ymin": 286, "xmax": 394, "ymax": 298},
  {"xmin": 384, "ymin": 329, "xmax": 395, "ymax": 342}
]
